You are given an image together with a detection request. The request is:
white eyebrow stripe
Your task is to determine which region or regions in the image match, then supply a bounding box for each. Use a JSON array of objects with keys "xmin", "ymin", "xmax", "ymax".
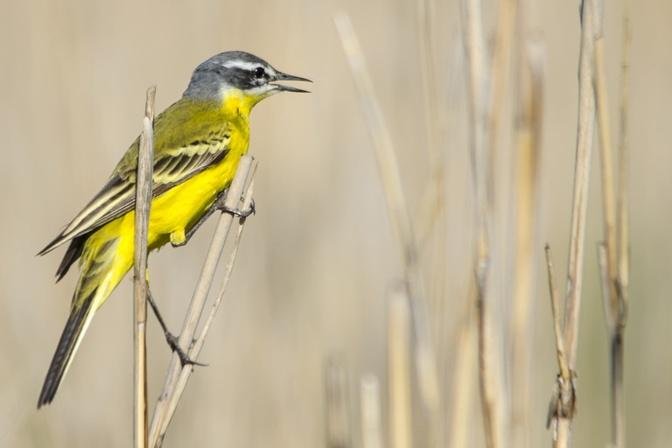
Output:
[{"xmin": 222, "ymin": 60, "xmax": 263, "ymax": 71}]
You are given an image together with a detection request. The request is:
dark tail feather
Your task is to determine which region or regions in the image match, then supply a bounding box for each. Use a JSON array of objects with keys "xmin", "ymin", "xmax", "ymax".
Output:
[
  {"xmin": 37, "ymin": 292, "xmax": 95, "ymax": 408},
  {"xmin": 55, "ymin": 235, "xmax": 87, "ymax": 282}
]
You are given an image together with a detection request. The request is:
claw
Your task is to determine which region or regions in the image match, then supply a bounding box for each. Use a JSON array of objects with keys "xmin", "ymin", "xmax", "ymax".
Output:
[
  {"xmin": 165, "ymin": 332, "xmax": 207, "ymax": 368},
  {"xmin": 219, "ymin": 199, "xmax": 255, "ymax": 220}
]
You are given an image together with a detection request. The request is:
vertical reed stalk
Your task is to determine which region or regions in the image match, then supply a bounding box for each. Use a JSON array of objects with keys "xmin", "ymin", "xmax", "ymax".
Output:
[
  {"xmin": 548, "ymin": 1, "xmax": 598, "ymax": 445},
  {"xmin": 510, "ymin": 36, "xmax": 543, "ymax": 448},
  {"xmin": 334, "ymin": 11, "xmax": 441, "ymax": 433},
  {"xmin": 447, "ymin": 282, "xmax": 478, "ymax": 448},
  {"xmin": 325, "ymin": 357, "xmax": 352, "ymax": 448},
  {"xmin": 133, "ymin": 86, "xmax": 156, "ymax": 448},
  {"xmin": 459, "ymin": 0, "xmax": 506, "ymax": 444},
  {"xmin": 360, "ymin": 375, "xmax": 384, "ymax": 448},
  {"xmin": 388, "ymin": 288, "xmax": 412, "ymax": 448},
  {"xmin": 595, "ymin": 3, "xmax": 631, "ymax": 446}
]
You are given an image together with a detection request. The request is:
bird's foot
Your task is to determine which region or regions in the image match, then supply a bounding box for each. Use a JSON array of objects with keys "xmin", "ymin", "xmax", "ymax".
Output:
[
  {"xmin": 164, "ymin": 332, "xmax": 207, "ymax": 368},
  {"xmin": 217, "ymin": 198, "xmax": 256, "ymax": 220}
]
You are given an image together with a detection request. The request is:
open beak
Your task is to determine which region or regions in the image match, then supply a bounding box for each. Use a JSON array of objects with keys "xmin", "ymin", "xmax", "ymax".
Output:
[{"xmin": 272, "ymin": 71, "xmax": 312, "ymax": 93}]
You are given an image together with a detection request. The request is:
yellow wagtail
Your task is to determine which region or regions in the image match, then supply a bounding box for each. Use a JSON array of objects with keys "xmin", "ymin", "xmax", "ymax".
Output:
[{"xmin": 36, "ymin": 51, "xmax": 310, "ymax": 408}]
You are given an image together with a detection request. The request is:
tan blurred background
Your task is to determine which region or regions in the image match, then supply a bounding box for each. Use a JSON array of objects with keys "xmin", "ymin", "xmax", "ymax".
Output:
[{"xmin": 1, "ymin": 0, "xmax": 670, "ymax": 446}]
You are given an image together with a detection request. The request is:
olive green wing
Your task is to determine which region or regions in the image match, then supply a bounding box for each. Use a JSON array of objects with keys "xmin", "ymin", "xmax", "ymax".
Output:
[{"xmin": 39, "ymin": 99, "xmax": 231, "ymax": 256}]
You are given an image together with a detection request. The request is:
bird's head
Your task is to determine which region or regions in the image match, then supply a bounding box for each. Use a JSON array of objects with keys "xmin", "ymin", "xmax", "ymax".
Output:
[{"xmin": 183, "ymin": 51, "xmax": 311, "ymax": 111}]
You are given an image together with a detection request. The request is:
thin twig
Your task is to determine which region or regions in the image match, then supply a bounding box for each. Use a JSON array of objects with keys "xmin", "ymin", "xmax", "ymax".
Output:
[
  {"xmin": 510, "ymin": 35, "xmax": 544, "ymax": 448},
  {"xmin": 133, "ymin": 86, "xmax": 156, "ymax": 448},
  {"xmin": 149, "ymin": 156, "xmax": 256, "ymax": 446},
  {"xmin": 551, "ymin": 0, "xmax": 598, "ymax": 444},
  {"xmin": 334, "ymin": 11, "xmax": 441, "ymax": 422}
]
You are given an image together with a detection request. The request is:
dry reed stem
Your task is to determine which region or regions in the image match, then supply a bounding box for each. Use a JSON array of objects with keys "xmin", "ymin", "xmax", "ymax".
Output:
[
  {"xmin": 133, "ymin": 86, "xmax": 155, "ymax": 448},
  {"xmin": 510, "ymin": 36, "xmax": 544, "ymax": 448},
  {"xmin": 545, "ymin": 244, "xmax": 574, "ymax": 448},
  {"xmin": 360, "ymin": 375, "xmax": 383, "ymax": 448},
  {"xmin": 459, "ymin": 0, "xmax": 506, "ymax": 445},
  {"xmin": 149, "ymin": 156, "xmax": 256, "ymax": 446},
  {"xmin": 334, "ymin": 12, "xmax": 441, "ymax": 419},
  {"xmin": 388, "ymin": 288, "xmax": 412, "ymax": 448},
  {"xmin": 416, "ymin": 0, "xmax": 439, "ymax": 165},
  {"xmin": 594, "ymin": 0, "xmax": 619, "ymax": 323},
  {"xmin": 562, "ymin": 0, "xmax": 596, "ymax": 377},
  {"xmin": 596, "ymin": 4, "xmax": 631, "ymax": 447},
  {"xmin": 545, "ymin": 245, "xmax": 570, "ymax": 385},
  {"xmin": 413, "ymin": 5, "xmax": 450, "ymax": 399},
  {"xmin": 447, "ymin": 280, "xmax": 478, "ymax": 448},
  {"xmin": 324, "ymin": 357, "xmax": 353, "ymax": 448},
  {"xmin": 152, "ymin": 157, "xmax": 257, "ymax": 445},
  {"xmin": 488, "ymin": 0, "xmax": 517, "ymax": 186},
  {"xmin": 550, "ymin": 0, "xmax": 598, "ymax": 444},
  {"xmin": 617, "ymin": 7, "xmax": 631, "ymax": 304}
]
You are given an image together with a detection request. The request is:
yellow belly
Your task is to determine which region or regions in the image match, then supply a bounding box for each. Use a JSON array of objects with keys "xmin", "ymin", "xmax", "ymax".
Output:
[{"xmin": 82, "ymin": 139, "xmax": 247, "ymax": 309}]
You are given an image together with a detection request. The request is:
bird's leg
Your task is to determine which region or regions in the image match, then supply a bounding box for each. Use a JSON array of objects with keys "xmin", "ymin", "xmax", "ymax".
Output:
[{"xmin": 146, "ymin": 288, "xmax": 207, "ymax": 368}]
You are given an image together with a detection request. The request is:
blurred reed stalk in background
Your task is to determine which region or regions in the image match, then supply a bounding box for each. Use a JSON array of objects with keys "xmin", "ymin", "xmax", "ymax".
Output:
[
  {"xmin": 333, "ymin": 1, "xmax": 628, "ymax": 447},
  {"xmin": 459, "ymin": 0, "xmax": 506, "ymax": 444},
  {"xmin": 509, "ymin": 19, "xmax": 544, "ymax": 448},
  {"xmin": 360, "ymin": 375, "xmax": 384, "ymax": 448},
  {"xmin": 594, "ymin": 1, "xmax": 631, "ymax": 447},
  {"xmin": 335, "ymin": 12, "xmax": 442, "ymax": 448},
  {"xmin": 324, "ymin": 357, "xmax": 353, "ymax": 448}
]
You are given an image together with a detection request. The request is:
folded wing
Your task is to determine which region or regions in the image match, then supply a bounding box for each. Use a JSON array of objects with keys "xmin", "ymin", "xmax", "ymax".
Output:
[{"xmin": 39, "ymin": 99, "xmax": 230, "ymax": 256}]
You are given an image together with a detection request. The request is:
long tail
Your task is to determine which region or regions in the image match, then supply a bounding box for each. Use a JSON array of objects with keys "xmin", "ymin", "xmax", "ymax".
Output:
[
  {"xmin": 37, "ymin": 233, "xmax": 126, "ymax": 408},
  {"xmin": 37, "ymin": 290, "xmax": 97, "ymax": 407}
]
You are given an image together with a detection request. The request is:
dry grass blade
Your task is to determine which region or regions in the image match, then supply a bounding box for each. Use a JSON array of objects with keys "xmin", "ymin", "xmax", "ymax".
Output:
[
  {"xmin": 149, "ymin": 156, "xmax": 256, "ymax": 446},
  {"xmin": 334, "ymin": 11, "xmax": 441, "ymax": 420},
  {"xmin": 133, "ymin": 85, "xmax": 155, "ymax": 448}
]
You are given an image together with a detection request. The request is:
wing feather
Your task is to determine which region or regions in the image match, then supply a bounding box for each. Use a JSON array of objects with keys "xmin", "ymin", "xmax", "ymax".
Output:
[{"xmin": 39, "ymin": 99, "xmax": 231, "ymax": 256}]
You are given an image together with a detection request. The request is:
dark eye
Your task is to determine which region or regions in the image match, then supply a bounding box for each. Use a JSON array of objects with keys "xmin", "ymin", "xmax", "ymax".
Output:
[{"xmin": 254, "ymin": 67, "xmax": 266, "ymax": 79}]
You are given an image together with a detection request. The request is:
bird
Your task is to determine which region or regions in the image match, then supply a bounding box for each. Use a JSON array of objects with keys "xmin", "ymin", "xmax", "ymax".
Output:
[{"xmin": 36, "ymin": 51, "xmax": 310, "ymax": 408}]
